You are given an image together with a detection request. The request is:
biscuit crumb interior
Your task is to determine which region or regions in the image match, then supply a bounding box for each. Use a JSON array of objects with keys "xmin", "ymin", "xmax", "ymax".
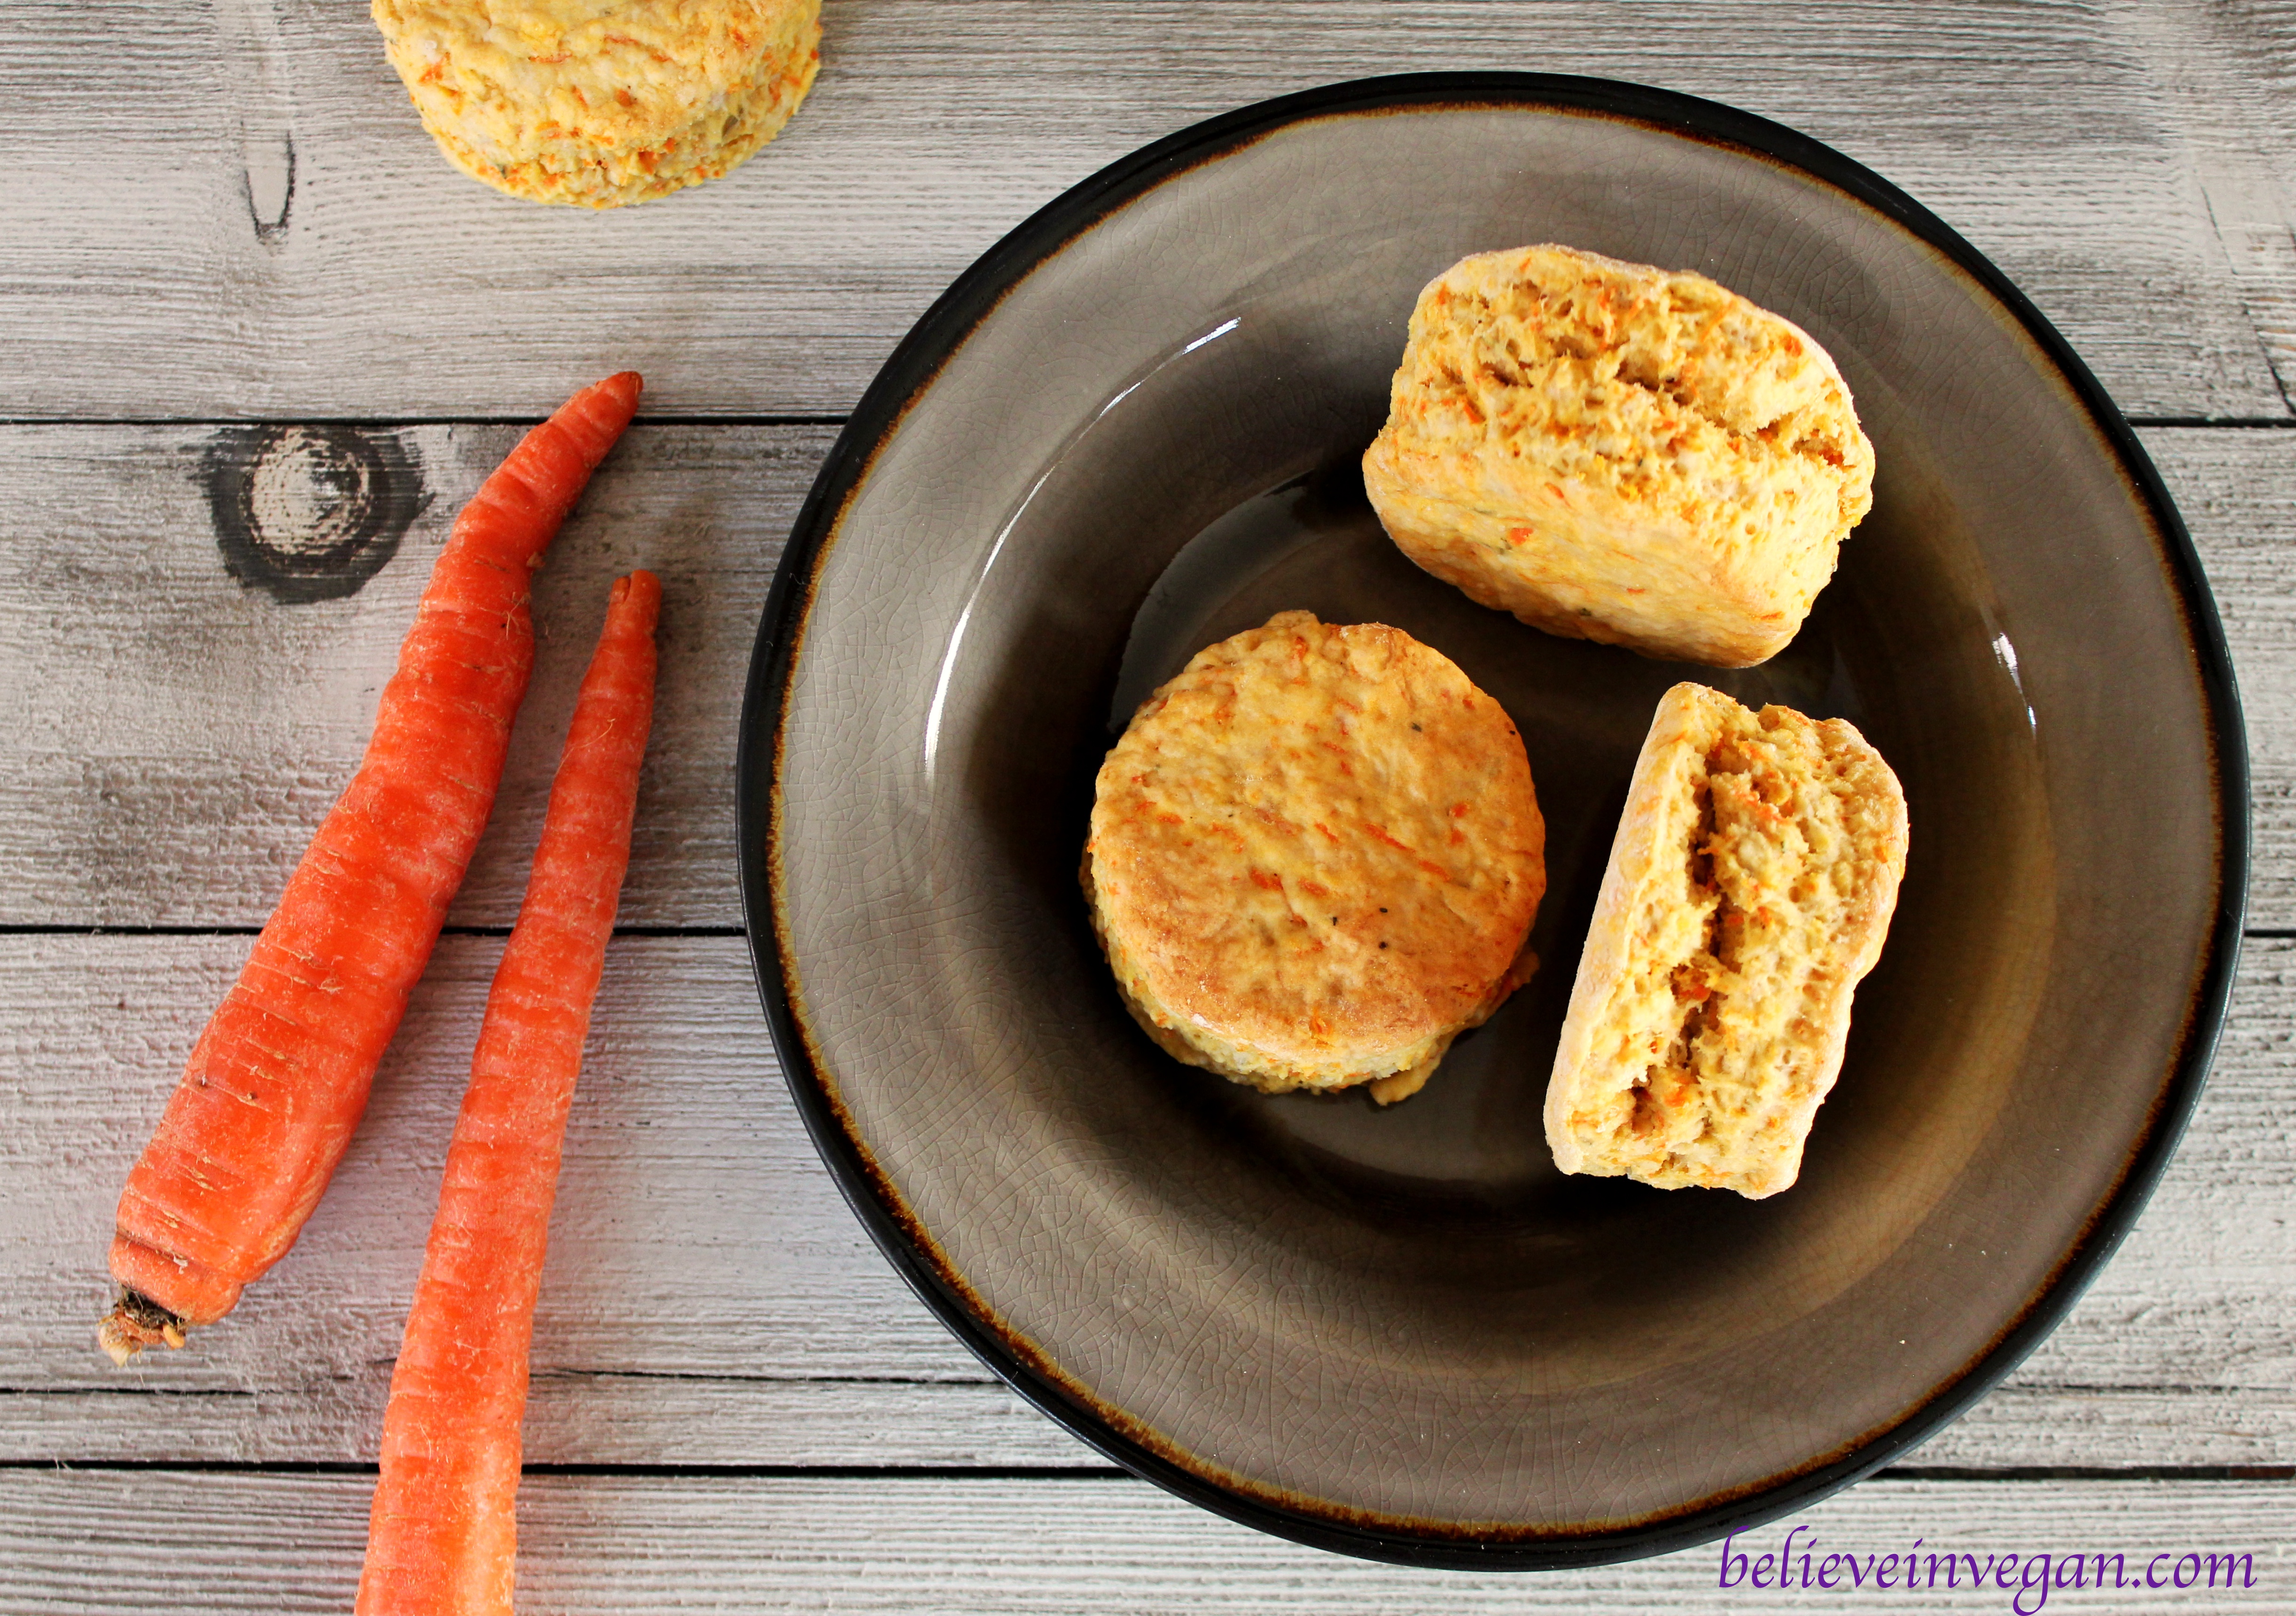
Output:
[{"xmin": 1571, "ymin": 699, "xmax": 1901, "ymax": 1195}]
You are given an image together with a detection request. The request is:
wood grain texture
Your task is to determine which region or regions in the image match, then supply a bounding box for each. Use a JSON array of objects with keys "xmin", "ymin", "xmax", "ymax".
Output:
[
  {"xmin": 2156, "ymin": 425, "xmax": 2296, "ymax": 924},
  {"xmin": 2, "ymin": 422, "xmax": 2287, "ymax": 928},
  {"xmin": 3, "ymin": 0, "xmax": 2291, "ymax": 1599},
  {"xmin": 1, "ymin": 934, "xmax": 2287, "ymax": 1468},
  {"xmin": 2103, "ymin": 0, "xmax": 2296, "ymax": 406},
  {"xmin": 0, "ymin": 1470, "xmax": 2286, "ymax": 1613},
  {"xmin": 0, "ymin": 421, "xmax": 827, "ymax": 930},
  {"xmin": 4, "ymin": 0, "xmax": 2294, "ymax": 419}
]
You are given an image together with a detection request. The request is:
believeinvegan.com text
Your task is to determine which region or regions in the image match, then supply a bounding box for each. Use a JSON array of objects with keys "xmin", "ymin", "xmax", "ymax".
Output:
[{"xmin": 1719, "ymin": 1525, "xmax": 2259, "ymax": 1613}]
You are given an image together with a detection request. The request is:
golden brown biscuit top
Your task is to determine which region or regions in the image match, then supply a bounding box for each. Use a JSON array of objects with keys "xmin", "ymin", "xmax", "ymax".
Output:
[
  {"xmin": 1381, "ymin": 244, "xmax": 1874, "ymax": 544},
  {"xmin": 1088, "ymin": 611, "xmax": 1544, "ymax": 1067},
  {"xmin": 372, "ymin": 0, "xmax": 801, "ymax": 153}
]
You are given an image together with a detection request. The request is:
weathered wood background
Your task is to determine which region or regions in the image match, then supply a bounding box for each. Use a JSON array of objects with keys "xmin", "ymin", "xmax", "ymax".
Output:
[{"xmin": 3, "ymin": 1, "xmax": 2292, "ymax": 1609}]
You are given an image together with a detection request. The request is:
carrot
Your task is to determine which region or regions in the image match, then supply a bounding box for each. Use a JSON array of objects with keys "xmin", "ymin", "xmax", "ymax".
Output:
[
  {"xmin": 356, "ymin": 571, "xmax": 660, "ymax": 1616},
  {"xmin": 99, "ymin": 374, "xmax": 644, "ymax": 1364}
]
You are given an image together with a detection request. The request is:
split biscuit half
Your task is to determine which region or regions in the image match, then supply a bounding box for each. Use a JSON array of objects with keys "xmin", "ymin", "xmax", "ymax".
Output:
[
  {"xmin": 1085, "ymin": 611, "xmax": 1545, "ymax": 1105},
  {"xmin": 373, "ymin": 0, "xmax": 821, "ymax": 207},
  {"xmin": 1545, "ymin": 683, "xmax": 1907, "ymax": 1197},
  {"xmin": 1363, "ymin": 244, "xmax": 1876, "ymax": 668}
]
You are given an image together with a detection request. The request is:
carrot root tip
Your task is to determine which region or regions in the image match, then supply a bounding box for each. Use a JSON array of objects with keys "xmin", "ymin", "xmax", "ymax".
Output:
[{"xmin": 97, "ymin": 1290, "xmax": 188, "ymax": 1366}]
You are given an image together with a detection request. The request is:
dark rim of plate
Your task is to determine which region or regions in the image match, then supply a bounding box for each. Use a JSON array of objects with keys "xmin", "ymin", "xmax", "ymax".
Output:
[{"xmin": 734, "ymin": 72, "xmax": 2250, "ymax": 1571}]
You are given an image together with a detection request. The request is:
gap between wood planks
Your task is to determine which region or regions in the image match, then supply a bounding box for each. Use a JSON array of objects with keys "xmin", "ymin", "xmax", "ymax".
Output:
[
  {"xmin": 0, "ymin": 414, "xmax": 2291, "ymax": 429},
  {"xmin": 0, "ymin": 414, "xmax": 856, "ymax": 430},
  {"xmin": 0, "ymin": 1458, "xmax": 2284, "ymax": 1483},
  {"xmin": 5, "ymin": 919, "xmax": 2284, "ymax": 945},
  {"xmin": 0, "ymin": 924, "xmax": 746, "ymax": 938}
]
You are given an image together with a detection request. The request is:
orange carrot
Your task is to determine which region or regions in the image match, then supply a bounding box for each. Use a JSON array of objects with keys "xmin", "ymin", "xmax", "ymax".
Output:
[
  {"xmin": 357, "ymin": 571, "xmax": 660, "ymax": 1616},
  {"xmin": 100, "ymin": 374, "xmax": 644, "ymax": 1363}
]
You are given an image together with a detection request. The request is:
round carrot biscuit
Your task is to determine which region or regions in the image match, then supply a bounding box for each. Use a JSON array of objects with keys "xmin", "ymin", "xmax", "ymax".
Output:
[
  {"xmin": 371, "ymin": 0, "xmax": 821, "ymax": 208},
  {"xmin": 1084, "ymin": 611, "xmax": 1545, "ymax": 1104}
]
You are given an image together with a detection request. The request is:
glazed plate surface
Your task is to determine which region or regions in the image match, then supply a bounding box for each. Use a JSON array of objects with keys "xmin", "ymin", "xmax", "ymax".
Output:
[{"xmin": 737, "ymin": 75, "xmax": 2244, "ymax": 1567}]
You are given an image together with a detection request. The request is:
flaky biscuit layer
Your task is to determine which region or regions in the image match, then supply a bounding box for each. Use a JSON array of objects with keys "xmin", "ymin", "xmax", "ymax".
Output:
[{"xmin": 1086, "ymin": 611, "xmax": 1544, "ymax": 1101}]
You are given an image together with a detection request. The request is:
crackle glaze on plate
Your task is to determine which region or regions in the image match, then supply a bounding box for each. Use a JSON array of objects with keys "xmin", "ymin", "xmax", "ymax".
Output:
[{"xmin": 737, "ymin": 75, "xmax": 2245, "ymax": 1568}]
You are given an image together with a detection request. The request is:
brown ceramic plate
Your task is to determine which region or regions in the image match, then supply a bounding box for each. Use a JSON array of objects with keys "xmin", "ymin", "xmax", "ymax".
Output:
[{"xmin": 736, "ymin": 75, "xmax": 2245, "ymax": 1568}]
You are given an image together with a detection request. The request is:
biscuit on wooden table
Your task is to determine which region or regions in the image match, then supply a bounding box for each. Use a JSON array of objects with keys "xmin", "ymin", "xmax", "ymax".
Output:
[
  {"xmin": 1545, "ymin": 683, "xmax": 1907, "ymax": 1197},
  {"xmin": 1085, "ymin": 611, "xmax": 1545, "ymax": 1105},
  {"xmin": 1363, "ymin": 244, "xmax": 1875, "ymax": 668},
  {"xmin": 372, "ymin": 0, "xmax": 821, "ymax": 207}
]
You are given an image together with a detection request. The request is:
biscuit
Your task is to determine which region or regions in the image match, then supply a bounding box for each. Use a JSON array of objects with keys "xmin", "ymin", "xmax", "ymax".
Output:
[
  {"xmin": 372, "ymin": 0, "xmax": 821, "ymax": 207},
  {"xmin": 1544, "ymin": 683, "xmax": 1906, "ymax": 1196},
  {"xmin": 1362, "ymin": 245, "xmax": 1875, "ymax": 668},
  {"xmin": 1085, "ymin": 611, "xmax": 1545, "ymax": 1104}
]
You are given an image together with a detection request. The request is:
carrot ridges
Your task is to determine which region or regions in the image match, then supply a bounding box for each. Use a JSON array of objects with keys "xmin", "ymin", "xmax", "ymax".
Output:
[
  {"xmin": 357, "ymin": 572, "xmax": 659, "ymax": 1616},
  {"xmin": 102, "ymin": 374, "xmax": 643, "ymax": 1360}
]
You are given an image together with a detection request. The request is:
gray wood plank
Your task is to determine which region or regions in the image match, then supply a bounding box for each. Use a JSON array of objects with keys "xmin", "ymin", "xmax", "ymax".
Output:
[
  {"xmin": 3, "ymin": 0, "xmax": 2291, "ymax": 419},
  {"xmin": 2, "ymin": 422, "xmax": 2288, "ymax": 929},
  {"xmin": 2100, "ymin": 1, "xmax": 2296, "ymax": 407},
  {"xmin": 2157, "ymin": 425, "xmax": 2296, "ymax": 923},
  {"xmin": 0, "ymin": 934, "xmax": 2287, "ymax": 1468},
  {"xmin": 0, "ymin": 936, "xmax": 975, "ymax": 1391},
  {"xmin": 0, "ymin": 421, "xmax": 826, "ymax": 931},
  {"xmin": 0, "ymin": 1470, "xmax": 2286, "ymax": 1613}
]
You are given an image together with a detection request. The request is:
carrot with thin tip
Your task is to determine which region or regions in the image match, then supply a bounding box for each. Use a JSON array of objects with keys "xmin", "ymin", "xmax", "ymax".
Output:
[
  {"xmin": 357, "ymin": 571, "xmax": 660, "ymax": 1616},
  {"xmin": 101, "ymin": 373, "xmax": 644, "ymax": 1363}
]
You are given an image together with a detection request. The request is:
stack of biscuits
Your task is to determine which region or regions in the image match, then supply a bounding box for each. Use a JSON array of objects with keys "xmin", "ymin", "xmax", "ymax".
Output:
[{"xmin": 1086, "ymin": 244, "xmax": 1908, "ymax": 1201}]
